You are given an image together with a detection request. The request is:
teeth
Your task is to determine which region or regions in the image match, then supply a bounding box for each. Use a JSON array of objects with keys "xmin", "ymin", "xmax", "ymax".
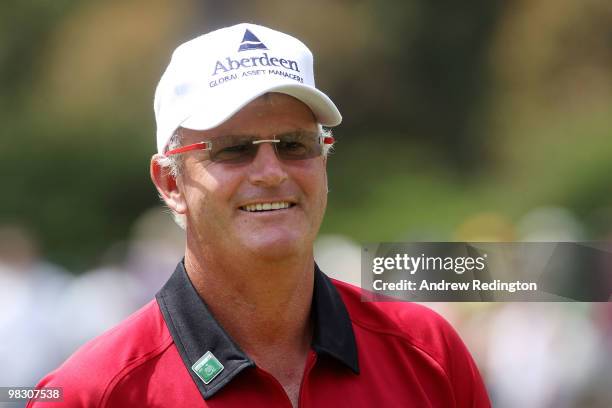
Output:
[{"xmin": 242, "ymin": 202, "xmax": 292, "ymax": 212}]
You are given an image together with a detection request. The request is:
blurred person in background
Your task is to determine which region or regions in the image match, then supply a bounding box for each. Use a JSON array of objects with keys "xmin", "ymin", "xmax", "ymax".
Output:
[
  {"xmin": 0, "ymin": 226, "xmax": 71, "ymax": 391},
  {"xmin": 29, "ymin": 23, "xmax": 489, "ymax": 407}
]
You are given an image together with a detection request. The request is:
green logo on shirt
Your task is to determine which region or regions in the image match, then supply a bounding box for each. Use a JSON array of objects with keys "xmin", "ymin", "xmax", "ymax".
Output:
[{"xmin": 192, "ymin": 351, "xmax": 224, "ymax": 384}]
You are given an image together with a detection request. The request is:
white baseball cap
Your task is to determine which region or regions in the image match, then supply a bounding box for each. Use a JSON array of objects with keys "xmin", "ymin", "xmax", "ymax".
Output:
[{"xmin": 154, "ymin": 23, "xmax": 342, "ymax": 153}]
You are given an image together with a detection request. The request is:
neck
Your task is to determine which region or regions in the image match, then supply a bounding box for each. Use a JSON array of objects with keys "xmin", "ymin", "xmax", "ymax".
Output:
[{"xmin": 184, "ymin": 238, "xmax": 315, "ymax": 361}]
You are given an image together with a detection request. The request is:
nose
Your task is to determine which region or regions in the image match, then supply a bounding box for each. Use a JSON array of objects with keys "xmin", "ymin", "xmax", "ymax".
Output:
[{"xmin": 248, "ymin": 143, "xmax": 288, "ymax": 187}]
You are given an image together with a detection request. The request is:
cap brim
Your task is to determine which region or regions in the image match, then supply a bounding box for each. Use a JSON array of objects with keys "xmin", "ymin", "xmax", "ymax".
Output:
[{"xmin": 180, "ymin": 81, "xmax": 342, "ymax": 132}]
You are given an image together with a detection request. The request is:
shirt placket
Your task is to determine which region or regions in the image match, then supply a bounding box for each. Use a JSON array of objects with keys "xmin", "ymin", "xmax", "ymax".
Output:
[
  {"xmin": 298, "ymin": 350, "xmax": 318, "ymax": 408},
  {"xmin": 247, "ymin": 350, "xmax": 318, "ymax": 408}
]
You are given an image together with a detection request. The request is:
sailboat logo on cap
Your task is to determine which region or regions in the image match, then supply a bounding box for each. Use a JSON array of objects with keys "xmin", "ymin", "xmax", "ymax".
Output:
[{"xmin": 238, "ymin": 29, "xmax": 268, "ymax": 52}]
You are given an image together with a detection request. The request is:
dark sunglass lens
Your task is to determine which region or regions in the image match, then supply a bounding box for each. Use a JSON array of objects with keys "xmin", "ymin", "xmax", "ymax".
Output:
[
  {"xmin": 277, "ymin": 132, "xmax": 321, "ymax": 160},
  {"xmin": 211, "ymin": 137, "xmax": 257, "ymax": 163},
  {"xmin": 207, "ymin": 132, "xmax": 322, "ymax": 164}
]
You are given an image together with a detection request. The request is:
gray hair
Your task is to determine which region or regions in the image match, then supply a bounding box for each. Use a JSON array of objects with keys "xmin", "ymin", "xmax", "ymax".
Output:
[
  {"xmin": 154, "ymin": 125, "xmax": 335, "ymax": 230},
  {"xmin": 156, "ymin": 131, "xmax": 184, "ymax": 178}
]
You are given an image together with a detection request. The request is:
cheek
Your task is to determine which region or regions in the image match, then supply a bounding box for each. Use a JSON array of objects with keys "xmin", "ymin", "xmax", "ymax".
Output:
[
  {"xmin": 292, "ymin": 161, "xmax": 328, "ymax": 203},
  {"xmin": 181, "ymin": 166, "xmax": 236, "ymax": 211},
  {"xmin": 185, "ymin": 163, "xmax": 243, "ymax": 196}
]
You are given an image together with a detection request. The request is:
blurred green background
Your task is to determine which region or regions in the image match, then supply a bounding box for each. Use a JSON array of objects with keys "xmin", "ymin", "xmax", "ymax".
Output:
[{"xmin": 2, "ymin": 0, "xmax": 612, "ymax": 269}]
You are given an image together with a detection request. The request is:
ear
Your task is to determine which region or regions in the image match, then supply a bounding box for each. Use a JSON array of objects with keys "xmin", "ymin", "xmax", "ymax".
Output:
[{"xmin": 150, "ymin": 155, "xmax": 187, "ymax": 214}]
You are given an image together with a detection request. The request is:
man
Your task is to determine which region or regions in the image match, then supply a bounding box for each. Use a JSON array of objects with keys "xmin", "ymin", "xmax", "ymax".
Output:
[{"xmin": 30, "ymin": 23, "xmax": 490, "ymax": 407}]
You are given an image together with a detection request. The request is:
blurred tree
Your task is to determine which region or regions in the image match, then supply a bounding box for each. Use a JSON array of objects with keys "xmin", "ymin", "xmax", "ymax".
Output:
[
  {"xmin": 1, "ymin": 0, "xmax": 194, "ymax": 270},
  {"xmin": 349, "ymin": 0, "xmax": 505, "ymax": 170},
  {"xmin": 0, "ymin": 0, "xmax": 77, "ymax": 113}
]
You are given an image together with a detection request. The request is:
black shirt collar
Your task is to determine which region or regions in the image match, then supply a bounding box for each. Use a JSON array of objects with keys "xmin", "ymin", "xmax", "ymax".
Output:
[{"xmin": 156, "ymin": 261, "xmax": 359, "ymax": 400}]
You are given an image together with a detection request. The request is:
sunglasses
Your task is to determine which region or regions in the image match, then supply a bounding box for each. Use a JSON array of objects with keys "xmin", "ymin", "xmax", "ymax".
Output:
[{"xmin": 164, "ymin": 130, "xmax": 334, "ymax": 164}]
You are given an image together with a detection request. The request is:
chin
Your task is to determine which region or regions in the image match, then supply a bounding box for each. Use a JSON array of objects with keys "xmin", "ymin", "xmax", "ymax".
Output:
[{"xmin": 240, "ymin": 230, "xmax": 310, "ymax": 260}]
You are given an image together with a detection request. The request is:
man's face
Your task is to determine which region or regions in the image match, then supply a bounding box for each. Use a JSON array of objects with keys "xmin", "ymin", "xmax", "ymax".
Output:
[{"xmin": 176, "ymin": 93, "xmax": 328, "ymax": 259}]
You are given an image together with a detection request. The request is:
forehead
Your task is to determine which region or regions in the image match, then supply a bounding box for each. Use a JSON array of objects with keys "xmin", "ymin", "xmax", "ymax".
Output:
[{"xmin": 181, "ymin": 93, "xmax": 317, "ymax": 142}]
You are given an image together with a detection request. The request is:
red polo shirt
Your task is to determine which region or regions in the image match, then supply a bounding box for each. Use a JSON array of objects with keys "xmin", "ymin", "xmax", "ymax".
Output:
[{"xmin": 29, "ymin": 262, "xmax": 490, "ymax": 407}]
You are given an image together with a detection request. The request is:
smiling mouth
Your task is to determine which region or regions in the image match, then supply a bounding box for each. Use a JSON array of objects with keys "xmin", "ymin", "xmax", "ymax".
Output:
[{"xmin": 239, "ymin": 201, "xmax": 296, "ymax": 212}]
